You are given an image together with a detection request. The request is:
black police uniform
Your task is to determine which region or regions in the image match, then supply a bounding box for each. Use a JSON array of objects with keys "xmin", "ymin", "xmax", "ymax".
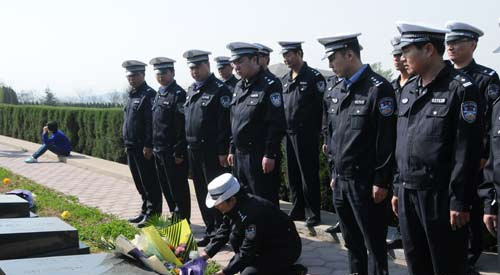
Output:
[
  {"xmin": 185, "ymin": 73, "xmax": 231, "ymax": 235},
  {"xmin": 328, "ymin": 65, "xmax": 396, "ymax": 275},
  {"xmin": 230, "ymin": 68, "xmax": 286, "ymax": 205},
  {"xmin": 394, "ymin": 63, "xmax": 482, "ymax": 275},
  {"xmin": 479, "ymin": 95, "xmax": 500, "ymax": 263},
  {"xmin": 123, "ymin": 81, "xmax": 162, "ymax": 216},
  {"xmin": 152, "ymin": 80, "xmax": 190, "ymax": 220},
  {"xmin": 224, "ymin": 74, "xmax": 239, "ymax": 90},
  {"xmin": 205, "ymin": 192, "xmax": 301, "ymax": 275},
  {"xmin": 458, "ymin": 59, "xmax": 500, "ymax": 266},
  {"xmin": 281, "ymin": 62, "xmax": 326, "ymax": 222},
  {"xmin": 322, "ymin": 75, "xmax": 340, "ymax": 167}
]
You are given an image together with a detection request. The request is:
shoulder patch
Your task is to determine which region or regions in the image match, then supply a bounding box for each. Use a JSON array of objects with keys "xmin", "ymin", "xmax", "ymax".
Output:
[
  {"xmin": 378, "ymin": 97, "xmax": 395, "ymax": 117},
  {"xmin": 487, "ymin": 84, "xmax": 499, "ymax": 100},
  {"xmin": 269, "ymin": 92, "xmax": 282, "ymax": 107},
  {"xmin": 245, "ymin": 224, "xmax": 257, "ymax": 240},
  {"xmin": 461, "ymin": 101, "xmax": 478, "ymax": 123},
  {"xmin": 220, "ymin": 95, "xmax": 231, "ymax": 108},
  {"xmin": 316, "ymin": 80, "xmax": 326, "ymax": 93}
]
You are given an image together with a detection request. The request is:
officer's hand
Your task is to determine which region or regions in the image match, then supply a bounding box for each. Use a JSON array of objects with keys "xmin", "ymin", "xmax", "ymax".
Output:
[
  {"xmin": 322, "ymin": 144, "xmax": 327, "ymax": 155},
  {"xmin": 391, "ymin": 196, "xmax": 399, "ymax": 217},
  {"xmin": 227, "ymin": 154, "xmax": 234, "ymax": 167},
  {"xmin": 42, "ymin": 126, "xmax": 49, "ymax": 133},
  {"xmin": 262, "ymin": 157, "xmax": 275, "ymax": 174},
  {"xmin": 372, "ymin": 186, "xmax": 388, "ymax": 204},
  {"xmin": 218, "ymin": 155, "xmax": 229, "ymax": 168},
  {"xmin": 199, "ymin": 249, "xmax": 210, "ymax": 260},
  {"xmin": 143, "ymin": 147, "xmax": 153, "ymax": 160},
  {"xmin": 175, "ymin": 157, "xmax": 183, "ymax": 165},
  {"xmin": 450, "ymin": 211, "xmax": 470, "ymax": 230},
  {"xmin": 483, "ymin": 214, "xmax": 498, "ymax": 236},
  {"xmin": 214, "ymin": 271, "xmax": 225, "ymax": 275},
  {"xmin": 330, "ymin": 178, "xmax": 335, "ymax": 190}
]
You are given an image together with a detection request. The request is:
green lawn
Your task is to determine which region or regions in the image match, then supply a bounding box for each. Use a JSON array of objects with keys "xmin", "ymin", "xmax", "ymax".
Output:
[{"xmin": 0, "ymin": 167, "xmax": 138, "ymax": 252}]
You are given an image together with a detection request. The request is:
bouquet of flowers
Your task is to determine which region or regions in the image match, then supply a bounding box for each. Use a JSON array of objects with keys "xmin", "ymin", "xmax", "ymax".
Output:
[{"xmin": 104, "ymin": 215, "xmax": 215, "ymax": 275}]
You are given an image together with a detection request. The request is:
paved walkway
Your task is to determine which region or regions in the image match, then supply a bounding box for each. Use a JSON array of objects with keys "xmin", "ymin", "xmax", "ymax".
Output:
[{"xmin": 0, "ymin": 136, "xmax": 497, "ymax": 275}]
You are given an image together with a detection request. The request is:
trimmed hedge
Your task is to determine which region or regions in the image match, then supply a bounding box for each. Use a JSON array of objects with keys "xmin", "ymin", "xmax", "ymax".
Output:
[
  {"xmin": 0, "ymin": 104, "xmax": 126, "ymax": 163},
  {"xmin": 0, "ymin": 104, "xmax": 334, "ymax": 211}
]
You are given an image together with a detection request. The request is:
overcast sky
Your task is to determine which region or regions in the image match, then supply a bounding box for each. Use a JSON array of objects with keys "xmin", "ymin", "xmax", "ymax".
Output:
[{"xmin": 0, "ymin": 0, "xmax": 499, "ymax": 98}]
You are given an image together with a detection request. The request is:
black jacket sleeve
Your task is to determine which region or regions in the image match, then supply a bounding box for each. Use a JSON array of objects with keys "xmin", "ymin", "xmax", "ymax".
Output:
[
  {"xmin": 222, "ymin": 222, "xmax": 258, "ymax": 275},
  {"xmin": 372, "ymin": 83, "xmax": 397, "ymax": 188},
  {"xmin": 143, "ymin": 91, "xmax": 155, "ymax": 149},
  {"xmin": 216, "ymin": 86, "xmax": 232, "ymax": 155},
  {"xmin": 174, "ymin": 88, "xmax": 187, "ymax": 157},
  {"xmin": 205, "ymin": 217, "xmax": 231, "ymax": 257},
  {"xmin": 263, "ymin": 80, "xmax": 286, "ymax": 158},
  {"xmin": 449, "ymin": 81, "xmax": 482, "ymax": 211}
]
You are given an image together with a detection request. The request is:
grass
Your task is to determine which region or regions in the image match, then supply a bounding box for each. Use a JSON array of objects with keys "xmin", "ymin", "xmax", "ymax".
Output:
[
  {"xmin": 0, "ymin": 167, "xmax": 139, "ymax": 252},
  {"xmin": 0, "ymin": 167, "xmax": 221, "ymax": 274}
]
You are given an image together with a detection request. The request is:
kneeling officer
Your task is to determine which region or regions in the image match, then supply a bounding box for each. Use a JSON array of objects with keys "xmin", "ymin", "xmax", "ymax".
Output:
[{"xmin": 200, "ymin": 173, "xmax": 306, "ymax": 275}]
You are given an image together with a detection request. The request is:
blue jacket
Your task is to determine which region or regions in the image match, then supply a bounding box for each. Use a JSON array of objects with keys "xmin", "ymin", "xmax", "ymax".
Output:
[{"xmin": 42, "ymin": 130, "xmax": 72, "ymax": 153}]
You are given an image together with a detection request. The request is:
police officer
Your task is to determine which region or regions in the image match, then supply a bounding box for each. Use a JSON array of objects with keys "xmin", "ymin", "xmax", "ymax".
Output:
[
  {"xmin": 386, "ymin": 36, "xmax": 413, "ymax": 251},
  {"xmin": 182, "ymin": 50, "xmax": 231, "ymax": 246},
  {"xmin": 391, "ymin": 22, "xmax": 482, "ymax": 275},
  {"xmin": 391, "ymin": 36, "xmax": 414, "ymax": 100},
  {"xmin": 214, "ymin": 56, "xmax": 239, "ymax": 90},
  {"xmin": 200, "ymin": 173, "xmax": 306, "ymax": 275},
  {"xmin": 122, "ymin": 60, "xmax": 162, "ymax": 227},
  {"xmin": 479, "ymin": 18, "xmax": 500, "ymax": 269},
  {"xmin": 318, "ymin": 33, "xmax": 395, "ymax": 275},
  {"xmin": 278, "ymin": 41, "xmax": 326, "ymax": 226},
  {"xmin": 322, "ymin": 74, "xmax": 342, "ymax": 235},
  {"xmin": 254, "ymin": 43, "xmax": 275, "ymax": 77},
  {"xmin": 149, "ymin": 57, "xmax": 190, "ymax": 221},
  {"xmin": 225, "ymin": 42, "xmax": 286, "ymax": 206},
  {"xmin": 445, "ymin": 21, "xmax": 500, "ymax": 271}
]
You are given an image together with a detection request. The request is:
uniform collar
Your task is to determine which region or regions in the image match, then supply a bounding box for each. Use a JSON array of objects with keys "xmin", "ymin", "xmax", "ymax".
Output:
[
  {"xmin": 415, "ymin": 61, "xmax": 453, "ymax": 91},
  {"xmin": 194, "ymin": 73, "xmax": 215, "ymax": 91},
  {"xmin": 344, "ymin": 64, "xmax": 368, "ymax": 89},
  {"xmin": 159, "ymin": 80, "xmax": 176, "ymax": 95},
  {"xmin": 130, "ymin": 81, "xmax": 148, "ymax": 96},
  {"xmin": 457, "ymin": 59, "xmax": 477, "ymax": 74},
  {"xmin": 242, "ymin": 68, "xmax": 264, "ymax": 89},
  {"xmin": 287, "ymin": 62, "xmax": 309, "ymax": 82},
  {"xmin": 224, "ymin": 74, "xmax": 237, "ymax": 84}
]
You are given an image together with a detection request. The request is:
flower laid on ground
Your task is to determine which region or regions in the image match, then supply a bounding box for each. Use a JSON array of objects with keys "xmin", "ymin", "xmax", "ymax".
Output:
[
  {"xmin": 109, "ymin": 215, "xmax": 218, "ymax": 275},
  {"xmin": 60, "ymin": 210, "xmax": 71, "ymax": 219},
  {"xmin": 3, "ymin": 178, "xmax": 11, "ymax": 185}
]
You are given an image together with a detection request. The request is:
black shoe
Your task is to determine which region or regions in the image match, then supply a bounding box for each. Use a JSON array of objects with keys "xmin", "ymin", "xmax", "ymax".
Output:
[
  {"xmin": 290, "ymin": 264, "xmax": 308, "ymax": 275},
  {"xmin": 387, "ymin": 238, "xmax": 403, "ymax": 250},
  {"xmin": 128, "ymin": 214, "xmax": 145, "ymax": 223},
  {"xmin": 325, "ymin": 222, "xmax": 341, "ymax": 234},
  {"xmin": 196, "ymin": 235, "xmax": 211, "ymax": 247},
  {"xmin": 306, "ymin": 217, "xmax": 321, "ymax": 227},
  {"xmin": 136, "ymin": 215, "xmax": 150, "ymax": 228}
]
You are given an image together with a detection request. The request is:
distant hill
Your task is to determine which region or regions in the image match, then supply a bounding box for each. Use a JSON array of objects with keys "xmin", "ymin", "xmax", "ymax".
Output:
[{"xmin": 268, "ymin": 63, "xmax": 334, "ymax": 78}]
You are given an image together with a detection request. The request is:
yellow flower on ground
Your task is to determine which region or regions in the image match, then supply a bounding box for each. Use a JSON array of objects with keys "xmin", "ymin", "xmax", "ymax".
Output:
[
  {"xmin": 2, "ymin": 178, "xmax": 11, "ymax": 185},
  {"xmin": 61, "ymin": 210, "xmax": 71, "ymax": 219}
]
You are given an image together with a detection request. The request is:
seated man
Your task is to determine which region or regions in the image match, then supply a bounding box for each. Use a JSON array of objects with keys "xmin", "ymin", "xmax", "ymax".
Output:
[
  {"xmin": 25, "ymin": 121, "xmax": 72, "ymax": 163},
  {"xmin": 200, "ymin": 173, "xmax": 307, "ymax": 275}
]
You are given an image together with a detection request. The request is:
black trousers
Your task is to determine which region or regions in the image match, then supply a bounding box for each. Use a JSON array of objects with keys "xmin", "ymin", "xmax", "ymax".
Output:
[
  {"xmin": 233, "ymin": 149, "xmax": 281, "ymax": 206},
  {"xmin": 398, "ymin": 187, "xmax": 468, "ymax": 275},
  {"xmin": 154, "ymin": 151, "xmax": 191, "ymax": 221},
  {"xmin": 236, "ymin": 223, "xmax": 302, "ymax": 275},
  {"xmin": 187, "ymin": 146, "xmax": 222, "ymax": 235},
  {"xmin": 333, "ymin": 176, "xmax": 388, "ymax": 275},
  {"xmin": 286, "ymin": 132, "xmax": 321, "ymax": 220},
  {"xmin": 126, "ymin": 147, "xmax": 162, "ymax": 215}
]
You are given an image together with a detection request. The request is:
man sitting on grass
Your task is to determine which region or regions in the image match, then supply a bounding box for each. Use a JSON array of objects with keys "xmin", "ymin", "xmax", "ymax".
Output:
[{"xmin": 25, "ymin": 121, "xmax": 72, "ymax": 163}]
